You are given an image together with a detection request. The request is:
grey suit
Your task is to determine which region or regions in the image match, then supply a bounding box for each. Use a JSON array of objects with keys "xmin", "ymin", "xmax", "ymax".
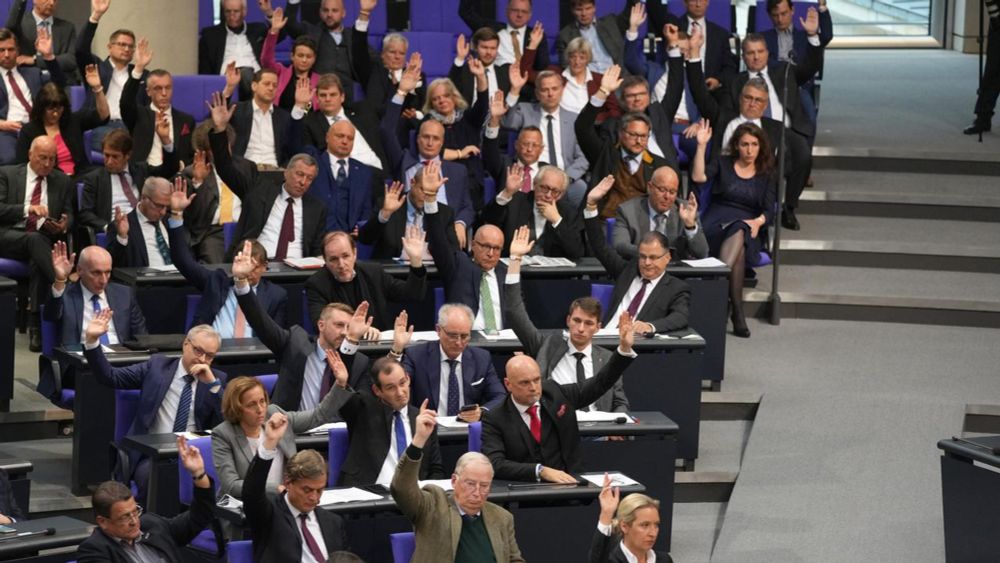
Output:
[
  {"xmin": 504, "ymin": 281, "xmax": 628, "ymax": 412},
  {"xmin": 5, "ymin": 0, "xmax": 78, "ymax": 82},
  {"xmin": 556, "ymin": 1, "xmax": 636, "ymax": 70},
  {"xmin": 612, "ymin": 196, "xmax": 709, "ymax": 260},
  {"xmin": 501, "ymin": 104, "xmax": 589, "ymax": 182},
  {"xmin": 211, "ymin": 389, "xmax": 347, "ymax": 499}
]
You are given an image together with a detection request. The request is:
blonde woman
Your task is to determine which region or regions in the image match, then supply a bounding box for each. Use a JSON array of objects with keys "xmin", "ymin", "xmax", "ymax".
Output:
[{"xmin": 589, "ymin": 474, "xmax": 673, "ymax": 562}]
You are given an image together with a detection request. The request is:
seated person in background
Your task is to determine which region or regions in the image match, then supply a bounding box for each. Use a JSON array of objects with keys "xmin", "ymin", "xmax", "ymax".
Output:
[
  {"xmin": 448, "ymin": 28, "xmax": 511, "ymax": 109},
  {"xmin": 232, "ymin": 240, "xmax": 375, "ymax": 411},
  {"xmin": 332, "ymin": 355, "xmax": 445, "ymax": 487},
  {"xmin": 589, "ymin": 475, "xmax": 673, "ymax": 562},
  {"xmin": 482, "ymin": 94, "xmax": 585, "ymax": 259},
  {"xmin": 459, "ymin": 0, "xmax": 551, "ymax": 71},
  {"xmin": 0, "ymin": 27, "xmax": 66, "ymax": 165},
  {"xmin": 78, "ymin": 129, "xmax": 177, "ymax": 238},
  {"xmin": 481, "ymin": 312, "xmax": 636, "ymax": 482},
  {"xmin": 231, "ymin": 69, "xmax": 309, "ymax": 169},
  {"xmin": 354, "ymin": 27, "xmax": 426, "ymax": 118},
  {"xmin": 423, "ymin": 164, "xmax": 509, "ymax": 332},
  {"xmin": 584, "ymin": 176, "xmax": 692, "ymax": 335},
  {"xmin": 76, "ymin": 438, "xmax": 216, "ymax": 562},
  {"xmin": 691, "ymin": 121, "xmax": 776, "ymax": 339},
  {"xmin": 557, "ymin": 0, "xmax": 638, "ymax": 73},
  {"xmin": 301, "ymin": 73, "xmax": 386, "ymax": 170},
  {"xmin": 197, "ymin": 0, "xmax": 266, "ymax": 96},
  {"xmin": 612, "ymin": 166, "xmax": 708, "ymax": 261},
  {"xmin": 576, "ymin": 65, "xmax": 672, "ymax": 219},
  {"xmin": 0, "ymin": 468, "xmax": 25, "ymax": 523},
  {"xmin": 391, "ymin": 407, "xmax": 525, "ymax": 562},
  {"xmin": 213, "ymin": 374, "xmax": 346, "ymax": 499},
  {"xmin": 83, "ymin": 317, "xmax": 226, "ymax": 502},
  {"xmin": 304, "ymin": 118, "xmax": 377, "ymax": 233},
  {"xmin": 504, "ymin": 227, "xmax": 629, "ymax": 413},
  {"xmin": 522, "ymin": 31, "xmax": 621, "ymax": 122},
  {"xmin": 168, "ymin": 185, "xmax": 287, "ymax": 338},
  {"xmin": 244, "ymin": 412, "xmax": 347, "ymax": 562},
  {"xmin": 398, "ymin": 303, "xmax": 506, "ymax": 422},
  {"xmin": 261, "ymin": 8, "xmax": 321, "ymax": 113},
  {"xmin": 106, "ymin": 176, "xmax": 174, "ymax": 268},
  {"xmin": 207, "ymin": 92, "xmax": 328, "ymax": 261},
  {"xmin": 181, "ymin": 122, "xmax": 253, "ymax": 264},
  {"xmin": 645, "ymin": 0, "xmax": 740, "ymax": 95},
  {"xmin": 305, "ymin": 230, "xmax": 427, "ymax": 330},
  {"xmin": 358, "ymin": 176, "xmax": 460, "ymax": 260}
]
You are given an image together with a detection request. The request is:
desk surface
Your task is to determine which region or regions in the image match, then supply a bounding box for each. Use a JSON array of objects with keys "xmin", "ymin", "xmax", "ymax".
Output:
[
  {"xmin": 0, "ymin": 277, "xmax": 15, "ymax": 290},
  {"xmin": 0, "ymin": 459, "xmax": 32, "ymax": 474},
  {"xmin": 0, "ymin": 516, "xmax": 93, "ymax": 558},
  {"xmin": 938, "ymin": 436, "xmax": 1000, "ymax": 468}
]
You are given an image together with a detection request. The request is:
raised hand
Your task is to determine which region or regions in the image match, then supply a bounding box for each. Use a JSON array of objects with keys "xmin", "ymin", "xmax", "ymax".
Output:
[
  {"xmin": 618, "ymin": 311, "xmax": 635, "ymax": 351},
  {"xmin": 503, "ymin": 162, "xmax": 524, "ymax": 197},
  {"xmin": 411, "ymin": 399, "xmax": 438, "ymax": 448},
  {"xmin": 258, "ymin": 0, "xmax": 274, "ymax": 17},
  {"xmin": 177, "ymin": 436, "xmax": 207, "ymax": 477},
  {"xmin": 467, "ymin": 56, "xmax": 485, "ymax": 78},
  {"xmin": 679, "ymin": 191, "xmax": 699, "ymax": 228},
  {"xmin": 224, "ymin": 61, "xmax": 241, "ymax": 92},
  {"xmin": 51, "ymin": 241, "xmax": 75, "ymax": 281},
  {"xmin": 324, "ymin": 348, "xmax": 349, "ymax": 388},
  {"xmin": 113, "ymin": 206, "xmax": 129, "ymax": 239},
  {"xmin": 455, "ymin": 34, "xmax": 470, "ymax": 61},
  {"xmin": 232, "ymin": 240, "xmax": 256, "ymax": 279},
  {"xmin": 598, "ymin": 473, "xmax": 621, "ymax": 525},
  {"xmin": 191, "ymin": 150, "xmax": 210, "ymax": 183},
  {"xmin": 359, "ymin": 0, "xmax": 378, "ymax": 14},
  {"xmin": 401, "ymin": 223, "xmax": 427, "ymax": 265},
  {"xmin": 629, "ymin": 3, "xmax": 647, "ymax": 33},
  {"xmin": 663, "ymin": 23, "xmax": 679, "ymax": 47},
  {"xmin": 399, "ymin": 53, "xmax": 422, "ymax": 93},
  {"xmin": 262, "ymin": 412, "xmax": 289, "ymax": 450},
  {"xmin": 134, "ymin": 38, "xmax": 152, "ymax": 70},
  {"xmin": 801, "ymin": 7, "xmax": 820, "ymax": 36},
  {"xmin": 84, "ymin": 307, "xmax": 113, "ymax": 344},
  {"xmin": 688, "ymin": 24, "xmax": 705, "ymax": 58},
  {"xmin": 743, "ymin": 216, "xmax": 763, "ymax": 239},
  {"xmin": 585, "ymin": 175, "xmax": 615, "ymax": 208},
  {"xmin": 347, "ymin": 301, "xmax": 373, "ymax": 342},
  {"xmin": 35, "ymin": 27, "xmax": 53, "ymax": 60},
  {"xmin": 207, "ymin": 91, "xmax": 236, "ymax": 132},
  {"xmin": 694, "ymin": 119, "xmax": 712, "ymax": 146},
  {"xmin": 294, "ymin": 76, "xmax": 313, "ymax": 108},
  {"xmin": 170, "ymin": 176, "xmax": 195, "ymax": 214},
  {"xmin": 91, "ymin": 0, "xmax": 111, "ymax": 19},
  {"xmin": 454, "ymin": 223, "xmax": 467, "ymax": 250},
  {"xmin": 381, "ymin": 181, "xmax": 406, "ymax": 215},
  {"xmin": 508, "ymin": 225, "xmax": 535, "ymax": 258},
  {"xmin": 155, "ymin": 110, "xmax": 172, "ymax": 144},
  {"xmin": 490, "ymin": 90, "xmax": 508, "ymax": 122},
  {"xmin": 420, "ymin": 160, "xmax": 448, "ymax": 200},
  {"xmin": 528, "ymin": 21, "xmax": 544, "ymax": 50},
  {"xmin": 599, "ymin": 64, "xmax": 623, "ymax": 96},
  {"xmin": 391, "ymin": 309, "xmax": 414, "ymax": 353},
  {"xmin": 270, "ymin": 6, "xmax": 287, "ymax": 32},
  {"xmin": 508, "ymin": 63, "xmax": 527, "ymax": 92},
  {"xmin": 84, "ymin": 64, "xmax": 101, "ymax": 89}
]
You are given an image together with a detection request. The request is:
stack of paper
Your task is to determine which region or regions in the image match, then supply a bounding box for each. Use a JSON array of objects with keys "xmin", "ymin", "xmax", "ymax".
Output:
[
  {"xmin": 477, "ymin": 329, "xmax": 518, "ymax": 341},
  {"xmin": 681, "ymin": 257, "xmax": 726, "ymax": 268},
  {"xmin": 436, "ymin": 416, "xmax": 470, "ymax": 428},
  {"xmin": 283, "ymin": 257, "xmax": 325, "ymax": 269},
  {"xmin": 377, "ymin": 330, "xmax": 440, "ymax": 342},
  {"xmin": 501, "ymin": 256, "xmax": 575, "ymax": 268},
  {"xmin": 418, "ymin": 479, "xmax": 454, "ymax": 491},
  {"xmin": 579, "ymin": 472, "xmax": 640, "ymax": 487},
  {"xmin": 319, "ymin": 488, "xmax": 383, "ymax": 505},
  {"xmin": 305, "ymin": 422, "xmax": 348, "ymax": 434}
]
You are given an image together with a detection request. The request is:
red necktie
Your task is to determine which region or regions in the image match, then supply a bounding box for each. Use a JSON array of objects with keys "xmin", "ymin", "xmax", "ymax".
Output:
[
  {"xmin": 298, "ymin": 513, "xmax": 326, "ymax": 562},
  {"xmin": 520, "ymin": 165, "xmax": 532, "ymax": 193},
  {"xmin": 626, "ymin": 279, "xmax": 651, "ymax": 318},
  {"xmin": 6, "ymin": 70, "xmax": 32, "ymax": 114},
  {"xmin": 275, "ymin": 197, "xmax": 295, "ymax": 259},
  {"xmin": 526, "ymin": 404, "xmax": 541, "ymax": 443},
  {"xmin": 119, "ymin": 173, "xmax": 138, "ymax": 208},
  {"xmin": 25, "ymin": 177, "xmax": 43, "ymax": 232}
]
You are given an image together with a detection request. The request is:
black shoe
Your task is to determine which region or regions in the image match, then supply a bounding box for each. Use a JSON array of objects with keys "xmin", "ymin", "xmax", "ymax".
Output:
[
  {"xmin": 28, "ymin": 327, "xmax": 41, "ymax": 352},
  {"xmin": 730, "ymin": 308, "xmax": 751, "ymax": 338},
  {"xmin": 781, "ymin": 206, "xmax": 801, "ymax": 230},
  {"xmin": 963, "ymin": 120, "xmax": 991, "ymax": 135}
]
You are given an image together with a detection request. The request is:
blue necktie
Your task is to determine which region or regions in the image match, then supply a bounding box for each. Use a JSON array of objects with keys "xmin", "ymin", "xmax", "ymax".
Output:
[
  {"xmin": 393, "ymin": 411, "xmax": 407, "ymax": 458},
  {"xmin": 446, "ymin": 359, "xmax": 460, "ymax": 416},
  {"xmin": 173, "ymin": 374, "xmax": 194, "ymax": 433},
  {"xmin": 335, "ymin": 159, "xmax": 347, "ymax": 186},
  {"xmin": 90, "ymin": 294, "xmax": 110, "ymax": 345}
]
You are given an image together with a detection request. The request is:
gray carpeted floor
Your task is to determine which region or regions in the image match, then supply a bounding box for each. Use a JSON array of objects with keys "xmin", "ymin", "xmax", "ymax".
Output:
[
  {"xmin": 808, "ymin": 169, "xmax": 1000, "ymax": 199},
  {"xmin": 751, "ymin": 265, "xmax": 1000, "ymax": 301}
]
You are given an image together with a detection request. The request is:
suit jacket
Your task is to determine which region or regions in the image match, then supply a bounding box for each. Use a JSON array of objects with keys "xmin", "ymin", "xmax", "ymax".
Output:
[
  {"xmin": 6, "ymin": 0, "xmax": 77, "ymax": 82},
  {"xmin": 198, "ymin": 22, "xmax": 268, "ymax": 76},
  {"xmin": 244, "ymin": 454, "xmax": 347, "ymax": 562},
  {"xmin": 391, "ymin": 449, "xmax": 524, "ymax": 563},
  {"xmin": 333, "ymin": 384, "xmax": 444, "ymax": 486},
  {"xmin": 74, "ymin": 19, "xmax": 148, "ymax": 111},
  {"xmin": 380, "ymin": 98, "xmax": 475, "ymax": 227},
  {"xmin": 304, "ymin": 261, "xmax": 427, "ymax": 330},
  {"xmin": 76, "ymin": 479, "xmax": 216, "ymax": 563},
  {"xmin": 120, "ymin": 74, "xmax": 194, "ymax": 167},
  {"xmin": 459, "ymin": 0, "xmax": 551, "ymax": 71},
  {"xmin": 728, "ymin": 44, "xmax": 822, "ymax": 138},
  {"xmin": 0, "ymin": 164, "xmax": 74, "ymax": 233},
  {"xmin": 179, "ymin": 153, "xmax": 255, "ymax": 247},
  {"xmin": 301, "ymin": 104, "xmax": 388, "ymax": 171},
  {"xmin": 0, "ymin": 59, "xmax": 64, "ymax": 120},
  {"xmin": 617, "ymin": 49, "xmax": 685, "ymax": 169},
  {"xmin": 645, "ymin": 3, "xmax": 738, "ymax": 87},
  {"xmin": 352, "ymin": 25, "xmax": 425, "ymax": 118},
  {"xmin": 236, "ymin": 284, "xmax": 371, "ymax": 412},
  {"xmin": 211, "ymin": 131, "xmax": 327, "ymax": 260},
  {"xmin": 168, "ymin": 224, "xmax": 287, "ymax": 331},
  {"xmin": 504, "ymin": 281, "xmax": 628, "ymax": 413},
  {"xmin": 106, "ymin": 208, "xmax": 170, "ymax": 268},
  {"xmin": 500, "ymin": 104, "xmax": 589, "ymax": 182},
  {"xmin": 588, "ymin": 527, "xmax": 673, "ymax": 563},
  {"xmin": 612, "ymin": 196, "xmax": 709, "ymax": 260},
  {"xmin": 763, "ymin": 9, "xmax": 833, "ymax": 66},
  {"xmin": 481, "ymin": 352, "xmax": 635, "ymax": 481},
  {"xmin": 557, "ymin": 2, "xmax": 636, "ymax": 68},
  {"xmin": 425, "ymin": 207, "xmax": 508, "ymax": 323},
  {"xmin": 585, "ymin": 215, "xmax": 691, "ymax": 333},
  {"xmin": 43, "ymin": 282, "xmax": 147, "ymax": 346},
  {"xmin": 304, "ymin": 152, "xmax": 375, "ymax": 232},
  {"xmin": 231, "ymin": 100, "xmax": 303, "ymax": 167},
  {"xmin": 285, "ymin": 2, "xmax": 373, "ymax": 98},
  {"xmin": 78, "ymin": 156, "xmax": 178, "ymax": 231},
  {"xmin": 357, "ymin": 200, "xmax": 459, "ymax": 259},
  {"xmin": 15, "ymin": 110, "xmax": 107, "ymax": 174},
  {"xmin": 211, "ymin": 393, "xmax": 345, "ymax": 499},
  {"xmin": 448, "ymin": 61, "xmax": 511, "ymax": 110},
  {"xmin": 401, "ymin": 341, "xmax": 506, "ymax": 412},
  {"xmin": 0, "ymin": 468, "xmax": 24, "ymax": 521}
]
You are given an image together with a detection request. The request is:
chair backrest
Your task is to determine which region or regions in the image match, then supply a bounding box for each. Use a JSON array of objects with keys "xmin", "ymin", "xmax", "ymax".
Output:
[
  {"xmin": 327, "ymin": 426, "xmax": 350, "ymax": 487},
  {"xmin": 468, "ymin": 421, "xmax": 482, "ymax": 453},
  {"xmin": 178, "ymin": 436, "xmax": 216, "ymax": 505},
  {"xmin": 302, "ymin": 290, "xmax": 317, "ymax": 336},
  {"xmin": 590, "ymin": 284, "xmax": 614, "ymax": 312},
  {"xmin": 39, "ymin": 304, "xmax": 58, "ymax": 357},
  {"xmin": 668, "ymin": 0, "xmax": 734, "ymax": 32},
  {"xmin": 75, "ymin": 182, "xmax": 85, "ymax": 210},
  {"xmin": 222, "ymin": 222, "xmax": 238, "ymax": 252},
  {"xmin": 171, "ymin": 75, "xmax": 227, "ymax": 122},
  {"xmin": 390, "ymin": 532, "xmax": 416, "ymax": 563},
  {"xmin": 0, "ymin": 258, "xmax": 30, "ymax": 279},
  {"xmin": 185, "ymin": 294, "xmax": 203, "ymax": 331},
  {"xmin": 433, "ymin": 287, "xmax": 445, "ymax": 315},
  {"xmin": 226, "ymin": 539, "xmax": 253, "ymax": 563},
  {"xmin": 114, "ymin": 389, "xmax": 142, "ymax": 443},
  {"xmin": 356, "ymin": 243, "xmax": 374, "ymax": 260},
  {"xmin": 605, "ymin": 218, "xmax": 616, "ymax": 242},
  {"xmin": 96, "ymin": 231, "xmax": 108, "ymax": 247},
  {"xmin": 255, "ymin": 374, "xmax": 278, "ymax": 396}
]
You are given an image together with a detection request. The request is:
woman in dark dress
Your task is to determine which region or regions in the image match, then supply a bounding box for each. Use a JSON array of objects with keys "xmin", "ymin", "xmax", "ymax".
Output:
[
  {"xmin": 692, "ymin": 121, "xmax": 777, "ymax": 338},
  {"xmin": 589, "ymin": 475, "xmax": 673, "ymax": 563}
]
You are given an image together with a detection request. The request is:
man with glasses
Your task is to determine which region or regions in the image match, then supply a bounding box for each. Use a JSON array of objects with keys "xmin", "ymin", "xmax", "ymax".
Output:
[
  {"xmin": 645, "ymin": 0, "xmax": 739, "ymax": 95},
  {"xmin": 107, "ymin": 176, "xmax": 175, "ymax": 268},
  {"xmin": 5, "ymin": 0, "xmax": 79, "ymax": 84},
  {"xmin": 82, "ymin": 316, "xmax": 226, "ymax": 502},
  {"xmin": 612, "ymin": 166, "xmax": 708, "ymax": 261},
  {"xmin": 392, "ymin": 404, "xmax": 524, "ymax": 562},
  {"xmin": 78, "ymin": 436, "xmax": 217, "ymax": 562},
  {"xmin": 583, "ymin": 175, "xmax": 691, "ymax": 335}
]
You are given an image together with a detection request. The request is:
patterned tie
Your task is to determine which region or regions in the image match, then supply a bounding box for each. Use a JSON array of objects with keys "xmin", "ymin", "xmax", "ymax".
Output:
[
  {"xmin": 319, "ymin": 357, "xmax": 334, "ymax": 399},
  {"xmin": 520, "ymin": 165, "xmax": 532, "ymax": 193},
  {"xmin": 275, "ymin": 197, "xmax": 295, "ymax": 259},
  {"xmin": 91, "ymin": 294, "xmax": 110, "ymax": 346},
  {"xmin": 572, "ymin": 352, "xmax": 586, "ymax": 384},
  {"xmin": 25, "ymin": 176, "xmax": 43, "ymax": 232},
  {"xmin": 172, "ymin": 374, "xmax": 194, "ymax": 433},
  {"xmin": 526, "ymin": 404, "xmax": 541, "ymax": 443},
  {"xmin": 6, "ymin": 70, "xmax": 32, "ymax": 113},
  {"xmin": 545, "ymin": 115, "xmax": 558, "ymax": 166},
  {"xmin": 393, "ymin": 411, "xmax": 408, "ymax": 458},
  {"xmin": 654, "ymin": 214, "xmax": 667, "ymax": 235},
  {"xmin": 446, "ymin": 359, "xmax": 460, "ymax": 416},
  {"xmin": 233, "ymin": 303, "xmax": 247, "ymax": 338},
  {"xmin": 150, "ymin": 221, "xmax": 172, "ymax": 265},
  {"xmin": 511, "ymin": 30, "xmax": 522, "ymax": 60},
  {"xmin": 479, "ymin": 273, "xmax": 497, "ymax": 331},
  {"xmin": 626, "ymin": 279, "xmax": 651, "ymax": 318},
  {"xmin": 298, "ymin": 513, "xmax": 326, "ymax": 562},
  {"xmin": 119, "ymin": 173, "xmax": 138, "ymax": 208},
  {"xmin": 336, "ymin": 159, "xmax": 347, "ymax": 187},
  {"xmin": 218, "ymin": 179, "xmax": 235, "ymax": 224}
]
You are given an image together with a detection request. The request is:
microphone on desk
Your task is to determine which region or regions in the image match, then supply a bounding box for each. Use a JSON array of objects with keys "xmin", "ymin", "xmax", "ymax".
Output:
[
  {"xmin": 0, "ymin": 528, "xmax": 56, "ymax": 542},
  {"xmin": 614, "ymin": 417, "xmax": 628, "ymax": 424}
]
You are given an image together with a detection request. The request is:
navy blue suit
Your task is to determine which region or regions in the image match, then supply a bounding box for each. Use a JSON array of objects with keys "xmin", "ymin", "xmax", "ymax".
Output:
[
  {"xmin": 168, "ymin": 224, "xmax": 287, "ymax": 330},
  {"xmin": 74, "ymin": 19, "xmax": 148, "ymax": 111},
  {"xmin": 43, "ymin": 282, "xmax": 147, "ymax": 347},
  {"xmin": 106, "ymin": 209, "xmax": 168, "ymax": 268},
  {"xmin": 762, "ymin": 9, "xmax": 833, "ymax": 66},
  {"xmin": 305, "ymin": 152, "xmax": 376, "ymax": 232},
  {"xmin": 401, "ymin": 341, "xmax": 506, "ymax": 413},
  {"xmin": 380, "ymin": 99, "xmax": 475, "ymax": 227}
]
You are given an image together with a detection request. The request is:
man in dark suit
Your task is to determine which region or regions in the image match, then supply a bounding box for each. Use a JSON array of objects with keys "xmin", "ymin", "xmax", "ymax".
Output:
[
  {"xmin": 353, "ymin": 26, "xmax": 426, "ymax": 118},
  {"xmin": 77, "ymin": 439, "xmax": 216, "ymax": 562},
  {"xmin": 333, "ymin": 355, "xmax": 445, "ymax": 486},
  {"xmin": 358, "ymin": 175, "xmax": 460, "ymax": 260},
  {"xmin": 448, "ymin": 27, "xmax": 512, "ymax": 108},
  {"xmin": 481, "ymin": 314, "xmax": 636, "ymax": 482},
  {"xmin": 399, "ymin": 303, "xmax": 505, "ymax": 421},
  {"xmin": 612, "ymin": 167, "xmax": 709, "ymax": 260},
  {"xmin": 0, "ymin": 27, "xmax": 65, "ymax": 164},
  {"xmin": 459, "ymin": 0, "xmax": 551, "ymax": 71},
  {"xmin": 0, "ymin": 136, "xmax": 72, "ymax": 349},
  {"xmin": 233, "ymin": 241, "xmax": 373, "ymax": 411},
  {"xmin": 504, "ymin": 230, "xmax": 629, "ymax": 413},
  {"xmin": 558, "ymin": 0, "xmax": 638, "ymax": 73},
  {"xmin": 646, "ymin": 0, "xmax": 739, "ymax": 94},
  {"xmin": 83, "ymin": 317, "xmax": 227, "ymax": 500},
  {"xmin": 584, "ymin": 176, "xmax": 691, "ymax": 335},
  {"xmin": 305, "ymin": 229, "xmax": 427, "ymax": 330},
  {"xmin": 576, "ymin": 65, "xmax": 672, "ymax": 219},
  {"xmin": 305, "ymin": 119, "xmax": 377, "ymax": 233},
  {"xmin": 967, "ymin": 0, "xmax": 1000, "ymax": 134},
  {"xmin": 0, "ymin": 468, "xmax": 25, "ymax": 524},
  {"xmin": 5, "ymin": 0, "xmax": 77, "ymax": 84},
  {"xmin": 198, "ymin": 0, "xmax": 268, "ymax": 99},
  {"xmin": 106, "ymin": 176, "xmax": 174, "ymax": 268},
  {"xmin": 244, "ymin": 412, "xmax": 347, "ymax": 562},
  {"xmin": 120, "ymin": 41, "xmax": 194, "ymax": 169},
  {"xmin": 231, "ymin": 68, "xmax": 308, "ymax": 168},
  {"xmin": 303, "ymin": 73, "xmax": 387, "ymax": 170}
]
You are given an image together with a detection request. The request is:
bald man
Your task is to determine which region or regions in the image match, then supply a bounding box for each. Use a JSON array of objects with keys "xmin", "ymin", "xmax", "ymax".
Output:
[
  {"xmin": 305, "ymin": 118, "xmax": 380, "ymax": 233},
  {"xmin": 107, "ymin": 177, "xmax": 174, "ymax": 268},
  {"xmin": 0, "ymin": 135, "xmax": 73, "ymax": 350},
  {"xmin": 611, "ymin": 166, "xmax": 708, "ymax": 260}
]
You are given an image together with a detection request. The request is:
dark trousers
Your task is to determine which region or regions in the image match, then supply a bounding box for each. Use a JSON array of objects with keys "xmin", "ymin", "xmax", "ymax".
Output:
[
  {"xmin": 0, "ymin": 229, "xmax": 57, "ymax": 313},
  {"xmin": 975, "ymin": 17, "xmax": 1000, "ymax": 119},
  {"xmin": 784, "ymin": 129, "xmax": 812, "ymax": 209}
]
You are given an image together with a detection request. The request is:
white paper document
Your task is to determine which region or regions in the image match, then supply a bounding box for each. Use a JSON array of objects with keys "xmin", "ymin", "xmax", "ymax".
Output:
[
  {"xmin": 306, "ymin": 421, "xmax": 348, "ymax": 434},
  {"xmin": 653, "ymin": 333, "xmax": 703, "ymax": 340},
  {"xmin": 145, "ymin": 265, "xmax": 178, "ymax": 272},
  {"xmin": 575, "ymin": 411, "xmax": 634, "ymax": 423},
  {"xmin": 377, "ymin": 330, "xmax": 440, "ymax": 342},
  {"xmin": 436, "ymin": 416, "xmax": 470, "ymax": 428},
  {"xmin": 319, "ymin": 488, "xmax": 383, "ymax": 505},
  {"xmin": 283, "ymin": 257, "xmax": 325, "ymax": 269},
  {"xmin": 579, "ymin": 472, "xmax": 640, "ymax": 488},
  {"xmin": 418, "ymin": 479, "xmax": 455, "ymax": 491},
  {"xmin": 478, "ymin": 329, "xmax": 518, "ymax": 341},
  {"xmin": 681, "ymin": 257, "xmax": 726, "ymax": 268},
  {"xmin": 174, "ymin": 431, "xmax": 210, "ymax": 440},
  {"xmin": 501, "ymin": 256, "xmax": 575, "ymax": 268}
]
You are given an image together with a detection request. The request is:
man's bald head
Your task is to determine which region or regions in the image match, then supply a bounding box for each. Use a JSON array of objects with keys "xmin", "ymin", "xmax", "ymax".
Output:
[
  {"xmin": 326, "ymin": 119, "xmax": 356, "ymax": 159},
  {"xmin": 504, "ymin": 355, "xmax": 542, "ymax": 405},
  {"xmin": 647, "ymin": 166, "xmax": 681, "ymax": 214},
  {"xmin": 78, "ymin": 246, "xmax": 113, "ymax": 294},
  {"xmin": 28, "ymin": 136, "xmax": 57, "ymax": 177},
  {"xmin": 471, "ymin": 224, "xmax": 504, "ymax": 272}
]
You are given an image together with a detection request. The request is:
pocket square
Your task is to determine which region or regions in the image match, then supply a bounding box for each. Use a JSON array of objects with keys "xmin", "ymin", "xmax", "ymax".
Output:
[
  {"xmin": 181, "ymin": 123, "xmax": 191, "ymax": 136},
  {"xmin": 470, "ymin": 378, "xmax": 484, "ymax": 386},
  {"xmin": 556, "ymin": 404, "xmax": 567, "ymax": 418}
]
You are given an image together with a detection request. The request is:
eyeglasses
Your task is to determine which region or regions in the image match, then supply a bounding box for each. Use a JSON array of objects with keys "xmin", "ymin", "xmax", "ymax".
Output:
[
  {"xmin": 142, "ymin": 196, "xmax": 169, "ymax": 211},
  {"xmin": 112, "ymin": 505, "xmax": 143, "ymax": 525},
  {"xmin": 186, "ymin": 339, "xmax": 217, "ymax": 361},
  {"xmin": 459, "ymin": 479, "xmax": 491, "ymax": 492},
  {"xmin": 638, "ymin": 252, "xmax": 669, "ymax": 263},
  {"xmin": 441, "ymin": 330, "xmax": 472, "ymax": 342},
  {"xmin": 741, "ymin": 94, "xmax": 768, "ymax": 105},
  {"xmin": 621, "ymin": 130, "xmax": 650, "ymax": 141},
  {"xmin": 110, "ymin": 42, "xmax": 135, "ymax": 49},
  {"xmin": 473, "ymin": 241, "xmax": 503, "ymax": 254},
  {"xmin": 622, "ymin": 91, "xmax": 649, "ymax": 100},
  {"xmin": 535, "ymin": 184, "xmax": 564, "ymax": 197}
]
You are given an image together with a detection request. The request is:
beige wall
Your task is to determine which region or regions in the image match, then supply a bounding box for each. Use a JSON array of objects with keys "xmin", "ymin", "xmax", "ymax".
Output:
[{"xmin": 952, "ymin": 0, "xmax": 992, "ymax": 53}]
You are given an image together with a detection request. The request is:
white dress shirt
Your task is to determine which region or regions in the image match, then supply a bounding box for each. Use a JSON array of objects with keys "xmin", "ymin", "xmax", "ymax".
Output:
[
  {"xmin": 512, "ymin": 398, "xmax": 540, "ymax": 432},
  {"xmin": 496, "ymin": 25, "xmax": 526, "ymax": 67},
  {"xmin": 106, "ymin": 65, "xmax": 130, "ymax": 121},
  {"xmin": 750, "ymin": 68, "xmax": 787, "ymax": 125},
  {"xmin": 110, "ymin": 168, "xmax": 137, "ymax": 215},
  {"xmin": 245, "ymin": 103, "xmax": 278, "ymax": 167},
  {"xmin": 146, "ymin": 103, "xmax": 173, "ymax": 167},
  {"xmin": 300, "ymin": 342, "xmax": 327, "ymax": 411},
  {"xmin": 687, "ymin": 17, "xmax": 707, "ymax": 62},
  {"xmin": 472, "ymin": 269, "xmax": 503, "ymax": 331},
  {"xmin": 20, "ymin": 167, "xmax": 48, "ymax": 230},
  {"xmin": 257, "ymin": 187, "xmax": 305, "ymax": 259},
  {"xmin": 132, "ymin": 216, "xmax": 170, "ymax": 267},
  {"xmin": 151, "ymin": 361, "xmax": 198, "ymax": 434},
  {"xmin": 257, "ymin": 442, "xmax": 327, "ymax": 563},
  {"xmin": 607, "ymin": 270, "xmax": 667, "ymax": 328},
  {"xmin": 438, "ymin": 346, "xmax": 465, "ymax": 409},
  {"xmin": 2, "ymin": 68, "xmax": 32, "ymax": 123},
  {"xmin": 560, "ymin": 68, "xmax": 593, "ymax": 115},
  {"xmin": 331, "ymin": 109, "xmax": 382, "ymax": 170},
  {"xmin": 375, "ymin": 409, "xmax": 412, "ymax": 486},
  {"xmin": 221, "ymin": 24, "xmax": 261, "ymax": 73},
  {"xmin": 551, "ymin": 342, "xmax": 595, "ymax": 397},
  {"xmin": 79, "ymin": 285, "xmax": 121, "ymax": 345}
]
